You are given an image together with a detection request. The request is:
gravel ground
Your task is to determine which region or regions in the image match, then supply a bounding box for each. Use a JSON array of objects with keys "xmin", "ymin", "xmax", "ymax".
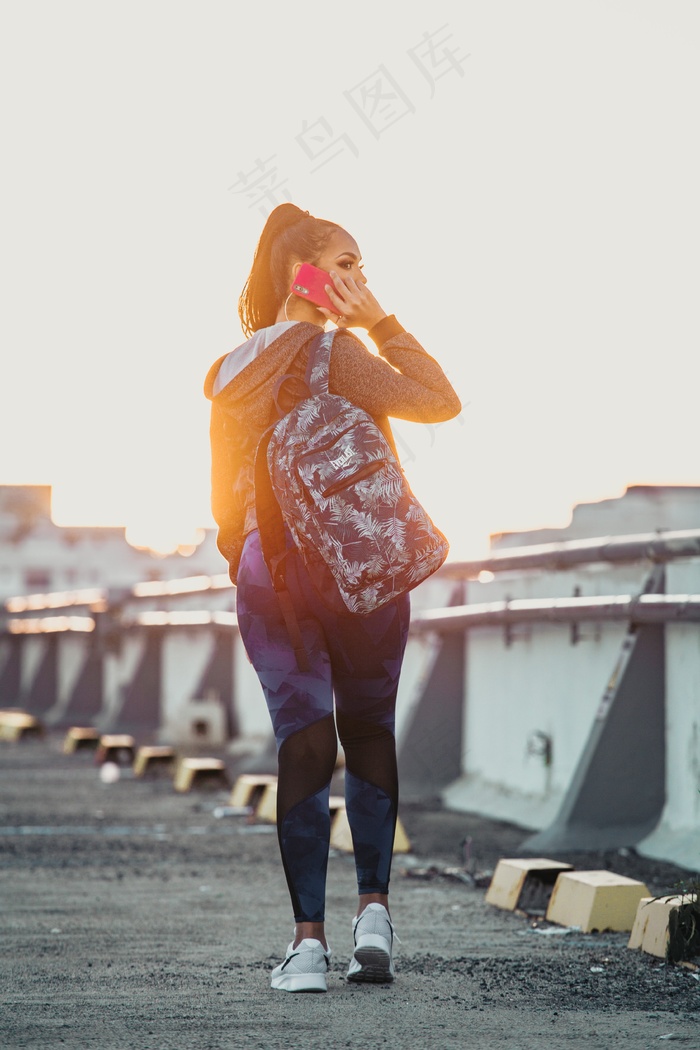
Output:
[{"xmin": 0, "ymin": 735, "xmax": 698, "ymax": 1050}]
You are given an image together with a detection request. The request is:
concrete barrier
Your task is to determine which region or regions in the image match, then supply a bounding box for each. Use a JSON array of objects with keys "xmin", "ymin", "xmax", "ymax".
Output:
[{"xmin": 1, "ymin": 533, "xmax": 699, "ymax": 870}]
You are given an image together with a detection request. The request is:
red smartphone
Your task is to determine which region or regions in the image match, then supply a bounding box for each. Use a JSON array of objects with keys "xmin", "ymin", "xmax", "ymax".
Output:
[{"xmin": 290, "ymin": 263, "xmax": 336, "ymax": 312}]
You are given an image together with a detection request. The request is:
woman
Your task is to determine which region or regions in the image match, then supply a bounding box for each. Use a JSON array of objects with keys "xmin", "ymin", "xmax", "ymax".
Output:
[{"xmin": 204, "ymin": 204, "xmax": 461, "ymax": 992}]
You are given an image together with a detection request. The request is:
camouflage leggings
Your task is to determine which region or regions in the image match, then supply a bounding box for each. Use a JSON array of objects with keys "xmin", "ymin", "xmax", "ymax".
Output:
[{"xmin": 236, "ymin": 529, "xmax": 410, "ymax": 922}]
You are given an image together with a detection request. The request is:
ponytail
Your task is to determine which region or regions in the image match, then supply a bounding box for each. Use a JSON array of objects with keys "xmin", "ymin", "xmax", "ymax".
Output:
[{"xmin": 238, "ymin": 204, "xmax": 341, "ymax": 336}]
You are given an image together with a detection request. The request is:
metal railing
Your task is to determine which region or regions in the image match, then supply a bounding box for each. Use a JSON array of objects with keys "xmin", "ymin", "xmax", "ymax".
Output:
[
  {"xmin": 3, "ymin": 527, "xmax": 700, "ymax": 633},
  {"xmin": 411, "ymin": 593, "xmax": 700, "ymax": 632},
  {"xmin": 440, "ymin": 527, "xmax": 700, "ymax": 577}
]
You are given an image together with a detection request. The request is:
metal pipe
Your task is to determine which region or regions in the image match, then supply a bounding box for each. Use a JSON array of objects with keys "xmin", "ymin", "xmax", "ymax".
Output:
[
  {"xmin": 411, "ymin": 593, "xmax": 700, "ymax": 632},
  {"xmin": 439, "ymin": 528, "xmax": 700, "ymax": 578},
  {"xmin": 7, "ymin": 529, "xmax": 700, "ymax": 617},
  {"xmin": 4, "ymin": 595, "xmax": 700, "ymax": 635}
]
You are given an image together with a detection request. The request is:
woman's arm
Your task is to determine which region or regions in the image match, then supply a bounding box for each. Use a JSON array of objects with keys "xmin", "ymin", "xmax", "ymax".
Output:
[
  {"xmin": 328, "ymin": 321, "xmax": 462, "ymax": 424},
  {"xmin": 209, "ymin": 401, "xmax": 246, "ymax": 566},
  {"xmin": 318, "ymin": 268, "xmax": 461, "ymax": 423}
]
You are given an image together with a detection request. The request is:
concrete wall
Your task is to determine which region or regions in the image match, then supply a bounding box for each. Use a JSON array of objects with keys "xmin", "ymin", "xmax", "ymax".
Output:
[
  {"xmin": 440, "ymin": 557, "xmax": 699, "ymax": 870},
  {"xmin": 638, "ymin": 559, "xmax": 700, "ymax": 870},
  {"xmin": 1, "ymin": 552, "xmax": 697, "ymax": 869},
  {"xmin": 442, "ymin": 562, "xmax": 647, "ymax": 828}
]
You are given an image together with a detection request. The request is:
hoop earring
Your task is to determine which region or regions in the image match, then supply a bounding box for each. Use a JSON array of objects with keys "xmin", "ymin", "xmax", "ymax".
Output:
[{"xmin": 284, "ymin": 293, "xmax": 296, "ymax": 322}]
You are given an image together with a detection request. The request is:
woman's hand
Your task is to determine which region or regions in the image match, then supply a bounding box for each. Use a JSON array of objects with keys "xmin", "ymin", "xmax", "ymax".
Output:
[{"xmin": 317, "ymin": 270, "xmax": 387, "ymax": 331}]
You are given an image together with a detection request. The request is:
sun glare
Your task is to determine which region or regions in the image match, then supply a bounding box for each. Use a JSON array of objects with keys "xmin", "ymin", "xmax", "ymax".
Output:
[
  {"xmin": 125, "ymin": 522, "xmax": 207, "ymax": 557},
  {"xmin": 49, "ymin": 482, "xmax": 213, "ymax": 558}
]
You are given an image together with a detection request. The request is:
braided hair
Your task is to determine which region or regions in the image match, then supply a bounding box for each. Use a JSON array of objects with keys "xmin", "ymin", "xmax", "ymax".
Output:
[{"xmin": 238, "ymin": 204, "xmax": 342, "ymax": 335}]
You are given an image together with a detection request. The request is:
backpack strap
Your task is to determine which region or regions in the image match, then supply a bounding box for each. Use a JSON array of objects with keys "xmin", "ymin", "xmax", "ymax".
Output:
[
  {"xmin": 252, "ymin": 327, "xmax": 340, "ymax": 672},
  {"xmin": 268, "ymin": 329, "xmax": 334, "ymax": 421},
  {"xmin": 252, "ymin": 329, "xmax": 337, "ymax": 673},
  {"xmin": 304, "ymin": 329, "xmax": 335, "ymax": 395},
  {"xmin": 254, "ymin": 428, "xmax": 310, "ymax": 673},
  {"xmin": 271, "ymin": 372, "xmax": 309, "ymax": 420}
]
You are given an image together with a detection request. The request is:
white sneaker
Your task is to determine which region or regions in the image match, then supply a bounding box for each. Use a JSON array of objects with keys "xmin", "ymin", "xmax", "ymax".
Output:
[
  {"xmin": 271, "ymin": 938, "xmax": 331, "ymax": 993},
  {"xmin": 346, "ymin": 903, "xmax": 397, "ymax": 983}
]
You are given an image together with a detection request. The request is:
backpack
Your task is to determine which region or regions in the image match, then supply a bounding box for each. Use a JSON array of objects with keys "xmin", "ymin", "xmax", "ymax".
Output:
[{"xmin": 254, "ymin": 330, "xmax": 449, "ymax": 664}]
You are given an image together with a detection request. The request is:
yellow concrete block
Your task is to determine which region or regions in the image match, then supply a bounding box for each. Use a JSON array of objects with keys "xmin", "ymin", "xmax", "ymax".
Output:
[
  {"xmin": 133, "ymin": 745, "xmax": 176, "ymax": 777},
  {"xmin": 255, "ymin": 781, "xmax": 278, "ymax": 823},
  {"xmin": 96, "ymin": 734, "xmax": 136, "ymax": 765},
  {"xmin": 251, "ymin": 787, "xmax": 345, "ymax": 826},
  {"xmin": 0, "ymin": 711, "xmax": 43, "ymax": 742},
  {"xmin": 329, "ymin": 805, "xmax": 411, "ymax": 854},
  {"xmin": 173, "ymin": 757, "xmax": 228, "ymax": 792},
  {"xmin": 329, "ymin": 795, "xmax": 345, "ymax": 817},
  {"xmin": 628, "ymin": 895, "xmax": 686, "ymax": 958},
  {"xmin": 329, "ymin": 806, "xmax": 353, "ymax": 852},
  {"xmin": 63, "ymin": 726, "xmax": 100, "ymax": 753},
  {"xmin": 229, "ymin": 773, "xmax": 278, "ymax": 809},
  {"xmin": 546, "ymin": 870, "xmax": 650, "ymax": 932},
  {"xmin": 485, "ymin": 858, "xmax": 575, "ymax": 912}
]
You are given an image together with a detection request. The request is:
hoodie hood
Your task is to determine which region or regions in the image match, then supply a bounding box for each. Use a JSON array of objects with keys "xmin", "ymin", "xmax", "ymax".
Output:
[{"xmin": 204, "ymin": 321, "xmax": 323, "ymax": 406}]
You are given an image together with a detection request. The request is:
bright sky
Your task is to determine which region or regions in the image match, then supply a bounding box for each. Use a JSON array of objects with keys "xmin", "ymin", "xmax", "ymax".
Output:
[{"xmin": 1, "ymin": 1, "xmax": 698, "ymax": 559}]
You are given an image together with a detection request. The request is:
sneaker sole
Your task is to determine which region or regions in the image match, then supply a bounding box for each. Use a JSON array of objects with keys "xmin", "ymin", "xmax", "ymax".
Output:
[
  {"xmin": 271, "ymin": 973, "xmax": 328, "ymax": 993},
  {"xmin": 347, "ymin": 946, "xmax": 394, "ymax": 983}
]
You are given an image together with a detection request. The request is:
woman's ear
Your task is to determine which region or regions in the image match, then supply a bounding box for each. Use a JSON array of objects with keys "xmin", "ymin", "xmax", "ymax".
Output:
[{"xmin": 290, "ymin": 260, "xmax": 303, "ymax": 280}]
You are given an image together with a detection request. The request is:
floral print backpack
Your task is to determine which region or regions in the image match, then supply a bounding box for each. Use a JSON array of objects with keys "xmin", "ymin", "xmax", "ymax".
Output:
[{"xmin": 254, "ymin": 330, "xmax": 448, "ymax": 663}]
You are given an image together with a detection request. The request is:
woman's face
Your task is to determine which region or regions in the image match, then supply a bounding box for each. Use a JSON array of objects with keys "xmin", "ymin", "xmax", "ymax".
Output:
[{"xmin": 315, "ymin": 229, "xmax": 367, "ymax": 286}]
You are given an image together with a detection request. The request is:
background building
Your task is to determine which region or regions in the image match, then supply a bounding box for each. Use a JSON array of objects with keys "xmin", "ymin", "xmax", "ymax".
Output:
[
  {"xmin": 491, "ymin": 485, "xmax": 700, "ymax": 549},
  {"xmin": 0, "ymin": 485, "xmax": 224, "ymax": 600}
]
